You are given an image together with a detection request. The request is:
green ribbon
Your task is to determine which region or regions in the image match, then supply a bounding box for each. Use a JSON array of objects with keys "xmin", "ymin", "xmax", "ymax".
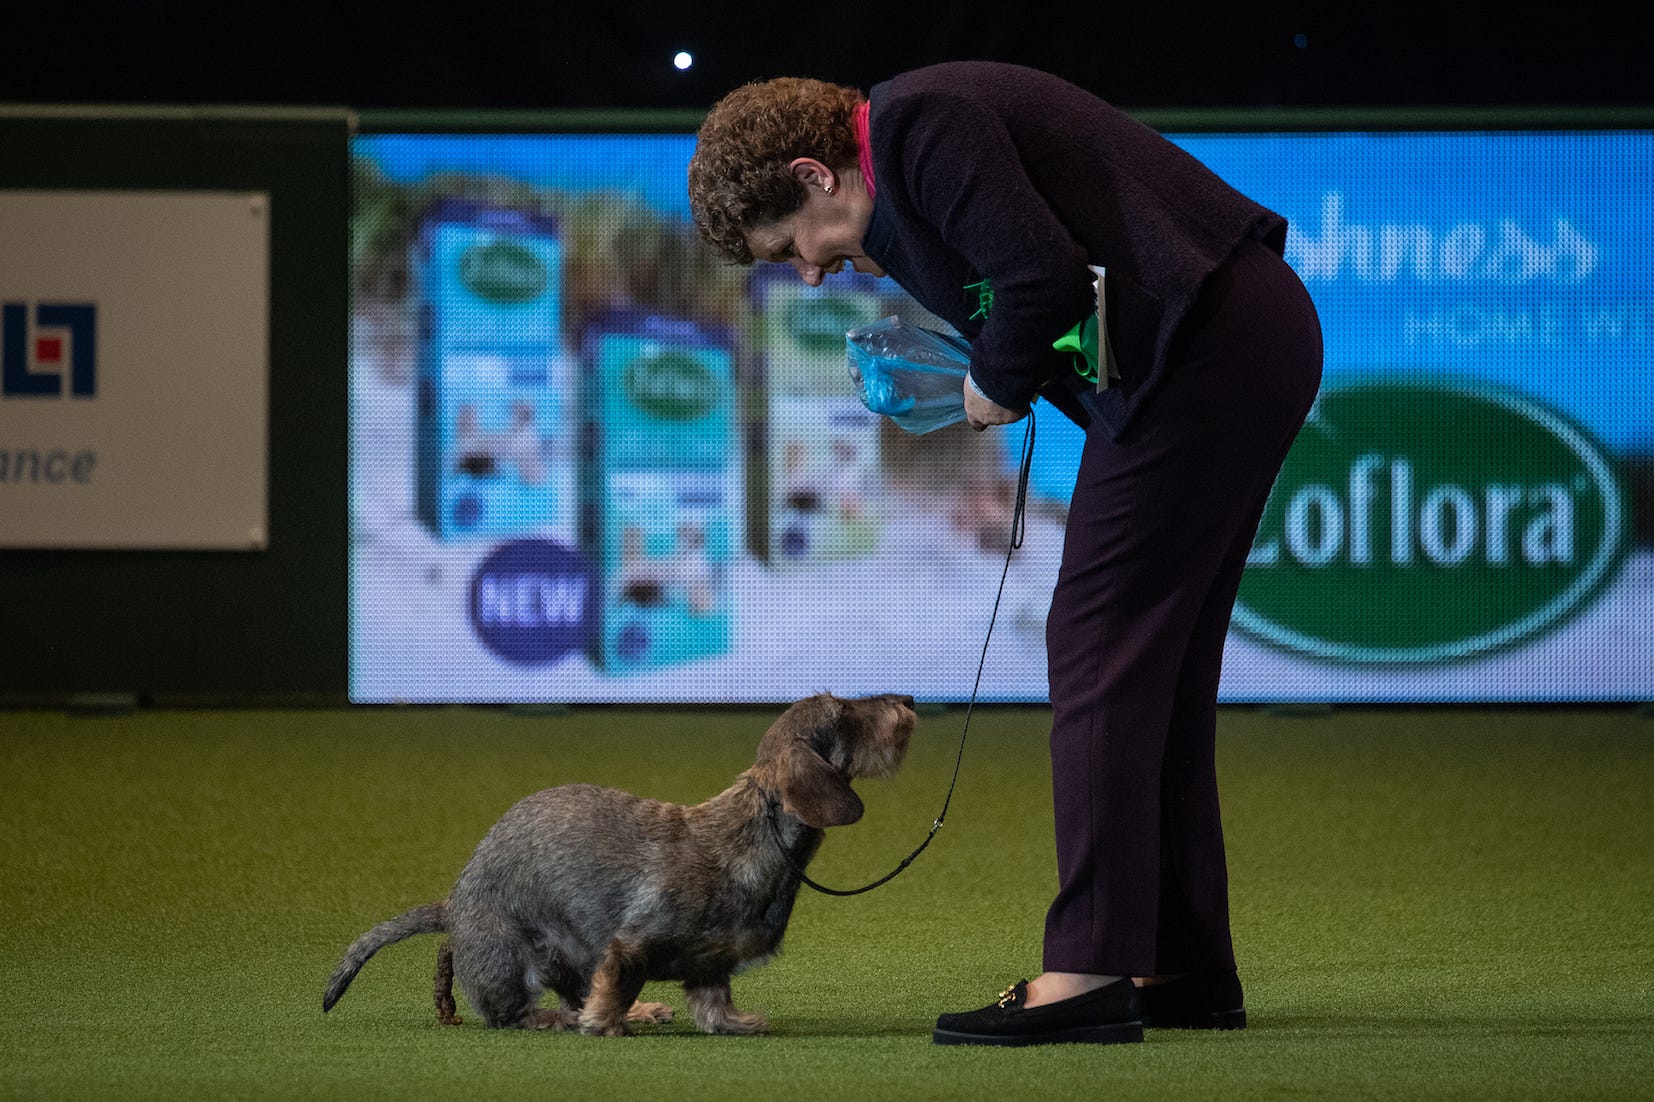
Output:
[
  {"xmin": 1053, "ymin": 314, "xmax": 1099, "ymax": 384},
  {"xmin": 966, "ymin": 276, "xmax": 1100, "ymax": 385}
]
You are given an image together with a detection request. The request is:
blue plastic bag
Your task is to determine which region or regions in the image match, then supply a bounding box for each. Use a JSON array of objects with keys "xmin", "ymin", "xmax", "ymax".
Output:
[{"xmin": 846, "ymin": 316, "xmax": 971, "ymax": 434}]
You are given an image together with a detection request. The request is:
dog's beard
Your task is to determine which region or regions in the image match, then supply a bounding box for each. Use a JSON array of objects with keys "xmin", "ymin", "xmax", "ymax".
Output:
[{"xmin": 852, "ymin": 706, "xmax": 914, "ymax": 779}]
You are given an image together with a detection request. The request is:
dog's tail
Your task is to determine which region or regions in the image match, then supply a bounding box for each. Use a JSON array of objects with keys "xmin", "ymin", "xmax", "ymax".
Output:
[{"xmin": 322, "ymin": 900, "xmax": 448, "ymax": 1013}]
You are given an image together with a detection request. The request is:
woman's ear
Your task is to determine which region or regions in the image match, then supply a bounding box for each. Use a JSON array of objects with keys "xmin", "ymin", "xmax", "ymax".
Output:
[{"xmin": 788, "ymin": 157, "xmax": 835, "ymax": 194}]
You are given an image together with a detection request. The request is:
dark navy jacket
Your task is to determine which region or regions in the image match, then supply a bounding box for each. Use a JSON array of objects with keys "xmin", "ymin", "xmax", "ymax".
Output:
[{"xmin": 861, "ymin": 61, "xmax": 1287, "ymax": 436}]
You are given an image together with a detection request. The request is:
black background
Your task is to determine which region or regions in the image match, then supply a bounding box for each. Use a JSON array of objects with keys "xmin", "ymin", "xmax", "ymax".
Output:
[{"xmin": 2, "ymin": 2, "xmax": 1645, "ymax": 112}]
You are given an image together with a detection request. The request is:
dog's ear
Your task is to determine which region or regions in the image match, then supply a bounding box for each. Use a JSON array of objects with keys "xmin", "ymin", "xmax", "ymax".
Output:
[{"xmin": 777, "ymin": 741, "xmax": 864, "ymax": 828}]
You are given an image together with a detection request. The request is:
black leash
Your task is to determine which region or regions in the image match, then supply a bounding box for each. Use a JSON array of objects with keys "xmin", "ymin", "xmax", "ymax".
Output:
[{"xmin": 766, "ymin": 410, "xmax": 1037, "ymax": 896}]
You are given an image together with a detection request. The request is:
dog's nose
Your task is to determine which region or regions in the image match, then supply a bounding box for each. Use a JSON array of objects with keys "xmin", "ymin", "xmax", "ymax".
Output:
[{"xmin": 895, "ymin": 694, "xmax": 916, "ymax": 710}]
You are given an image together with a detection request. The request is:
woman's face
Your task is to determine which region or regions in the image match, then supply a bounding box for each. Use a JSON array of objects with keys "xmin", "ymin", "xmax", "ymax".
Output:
[{"xmin": 744, "ymin": 167, "xmax": 883, "ymax": 287}]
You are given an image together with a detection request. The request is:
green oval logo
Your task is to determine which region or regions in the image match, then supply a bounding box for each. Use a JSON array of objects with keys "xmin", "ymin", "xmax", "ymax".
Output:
[
  {"xmin": 1236, "ymin": 380, "xmax": 1629, "ymax": 663},
  {"xmin": 458, "ymin": 239, "xmax": 547, "ymax": 304},
  {"xmin": 782, "ymin": 294, "xmax": 868, "ymax": 355},
  {"xmin": 624, "ymin": 352, "xmax": 718, "ymax": 421}
]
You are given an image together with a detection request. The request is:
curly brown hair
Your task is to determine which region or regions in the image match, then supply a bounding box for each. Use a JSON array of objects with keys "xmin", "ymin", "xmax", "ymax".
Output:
[{"xmin": 687, "ymin": 77, "xmax": 866, "ymax": 265}]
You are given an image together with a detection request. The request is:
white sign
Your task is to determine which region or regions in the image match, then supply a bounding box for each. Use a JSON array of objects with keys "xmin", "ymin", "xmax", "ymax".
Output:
[{"xmin": 0, "ymin": 190, "xmax": 269, "ymax": 549}]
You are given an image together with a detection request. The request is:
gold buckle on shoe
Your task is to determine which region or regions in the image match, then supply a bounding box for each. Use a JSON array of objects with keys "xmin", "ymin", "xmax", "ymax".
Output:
[{"xmin": 996, "ymin": 983, "xmax": 1020, "ymax": 1009}]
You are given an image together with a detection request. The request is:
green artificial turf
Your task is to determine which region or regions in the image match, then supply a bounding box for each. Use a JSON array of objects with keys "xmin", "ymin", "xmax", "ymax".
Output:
[{"xmin": 2, "ymin": 704, "xmax": 1651, "ymax": 1100}]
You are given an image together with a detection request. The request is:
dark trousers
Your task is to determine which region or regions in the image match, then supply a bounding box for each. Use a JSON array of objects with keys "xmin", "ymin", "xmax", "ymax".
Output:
[{"xmin": 1042, "ymin": 238, "xmax": 1323, "ymax": 976}]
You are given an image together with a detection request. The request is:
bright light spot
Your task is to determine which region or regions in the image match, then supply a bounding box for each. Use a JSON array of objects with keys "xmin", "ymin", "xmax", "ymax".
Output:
[{"xmin": 673, "ymin": 51, "xmax": 694, "ymax": 71}]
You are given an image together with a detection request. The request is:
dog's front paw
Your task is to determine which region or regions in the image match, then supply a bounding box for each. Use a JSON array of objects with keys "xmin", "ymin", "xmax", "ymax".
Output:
[
  {"xmin": 627, "ymin": 1000, "xmax": 674, "ymax": 1025},
  {"xmin": 576, "ymin": 1008, "xmax": 632, "ymax": 1037}
]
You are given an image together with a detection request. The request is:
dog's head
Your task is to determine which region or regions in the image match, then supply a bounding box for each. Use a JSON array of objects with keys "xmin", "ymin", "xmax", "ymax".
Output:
[{"xmin": 752, "ymin": 693, "xmax": 917, "ymax": 829}]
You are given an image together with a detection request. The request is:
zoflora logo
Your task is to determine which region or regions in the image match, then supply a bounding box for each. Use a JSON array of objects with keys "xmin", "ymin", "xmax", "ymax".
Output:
[
  {"xmin": 1236, "ymin": 380, "xmax": 1629, "ymax": 663},
  {"xmin": 783, "ymin": 295, "xmax": 865, "ymax": 355},
  {"xmin": 624, "ymin": 351, "xmax": 716, "ymax": 421},
  {"xmin": 469, "ymin": 539, "xmax": 595, "ymax": 666},
  {"xmin": 459, "ymin": 240, "xmax": 547, "ymax": 304}
]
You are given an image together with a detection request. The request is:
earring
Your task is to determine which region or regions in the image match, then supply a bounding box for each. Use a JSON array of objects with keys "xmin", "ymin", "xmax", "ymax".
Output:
[{"xmin": 823, "ymin": 184, "xmax": 835, "ymax": 196}]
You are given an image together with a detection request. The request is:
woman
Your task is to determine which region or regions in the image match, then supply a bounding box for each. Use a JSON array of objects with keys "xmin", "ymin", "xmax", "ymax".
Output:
[{"xmin": 689, "ymin": 61, "xmax": 1323, "ymax": 1046}]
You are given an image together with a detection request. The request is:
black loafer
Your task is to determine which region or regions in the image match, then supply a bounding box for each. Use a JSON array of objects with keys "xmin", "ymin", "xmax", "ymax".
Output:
[
  {"xmin": 933, "ymin": 978, "xmax": 1143, "ymax": 1047},
  {"xmin": 1138, "ymin": 971, "xmax": 1246, "ymax": 1030}
]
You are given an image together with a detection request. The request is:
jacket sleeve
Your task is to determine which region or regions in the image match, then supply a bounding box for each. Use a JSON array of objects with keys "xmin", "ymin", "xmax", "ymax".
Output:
[{"xmin": 886, "ymin": 90, "xmax": 1097, "ymax": 410}]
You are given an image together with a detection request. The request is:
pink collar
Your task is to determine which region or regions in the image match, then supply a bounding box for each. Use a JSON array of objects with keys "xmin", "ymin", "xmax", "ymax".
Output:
[{"xmin": 854, "ymin": 101, "xmax": 875, "ymax": 198}]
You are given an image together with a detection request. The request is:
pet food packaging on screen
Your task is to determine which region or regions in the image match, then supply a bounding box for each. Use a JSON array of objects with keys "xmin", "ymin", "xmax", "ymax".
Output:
[
  {"xmin": 581, "ymin": 313, "xmax": 737, "ymax": 672},
  {"xmin": 845, "ymin": 316, "xmax": 971, "ymax": 435},
  {"xmin": 750, "ymin": 268, "xmax": 886, "ymax": 566},
  {"xmin": 752, "ymin": 267, "xmax": 884, "ymax": 394},
  {"xmin": 768, "ymin": 395, "xmax": 882, "ymax": 564},
  {"xmin": 414, "ymin": 199, "xmax": 575, "ymax": 541}
]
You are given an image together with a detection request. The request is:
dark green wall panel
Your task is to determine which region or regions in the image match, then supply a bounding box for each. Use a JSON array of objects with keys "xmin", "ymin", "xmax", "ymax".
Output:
[{"xmin": 0, "ymin": 109, "xmax": 352, "ymax": 703}]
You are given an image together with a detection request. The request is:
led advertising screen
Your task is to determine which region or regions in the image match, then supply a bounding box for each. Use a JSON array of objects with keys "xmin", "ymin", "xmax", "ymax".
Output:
[{"xmin": 349, "ymin": 127, "xmax": 1651, "ymax": 703}]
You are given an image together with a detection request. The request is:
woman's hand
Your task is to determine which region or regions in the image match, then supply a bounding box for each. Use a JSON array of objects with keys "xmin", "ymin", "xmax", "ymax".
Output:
[{"xmin": 963, "ymin": 374, "xmax": 1029, "ymax": 431}]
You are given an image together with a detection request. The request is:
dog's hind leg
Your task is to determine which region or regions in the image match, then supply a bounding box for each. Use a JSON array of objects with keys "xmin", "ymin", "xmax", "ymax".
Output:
[
  {"xmin": 685, "ymin": 978, "xmax": 768, "ymax": 1035},
  {"xmin": 521, "ymin": 958, "xmax": 582, "ymax": 1033},
  {"xmin": 576, "ymin": 938, "xmax": 650, "ymax": 1037},
  {"xmin": 434, "ymin": 940, "xmax": 462, "ymax": 1025},
  {"xmin": 451, "ymin": 930, "xmax": 538, "ymax": 1029},
  {"xmin": 523, "ymin": 1006, "xmax": 578, "ymax": 1031}
]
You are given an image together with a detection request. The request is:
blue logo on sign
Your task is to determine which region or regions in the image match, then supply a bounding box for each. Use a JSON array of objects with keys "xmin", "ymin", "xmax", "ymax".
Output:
[
  {"xmin": 469, "ymin": 539, "xmax": 596, "ymax": 667},
  {"xmin": 2, "ymin": 302, "xmax": 97, "ymax": 397}
]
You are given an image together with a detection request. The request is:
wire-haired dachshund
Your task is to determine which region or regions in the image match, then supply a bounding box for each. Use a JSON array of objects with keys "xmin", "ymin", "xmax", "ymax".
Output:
[{"xmin": 323, "ymin": 692, "xmax": 916, "ymax": 1035}]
